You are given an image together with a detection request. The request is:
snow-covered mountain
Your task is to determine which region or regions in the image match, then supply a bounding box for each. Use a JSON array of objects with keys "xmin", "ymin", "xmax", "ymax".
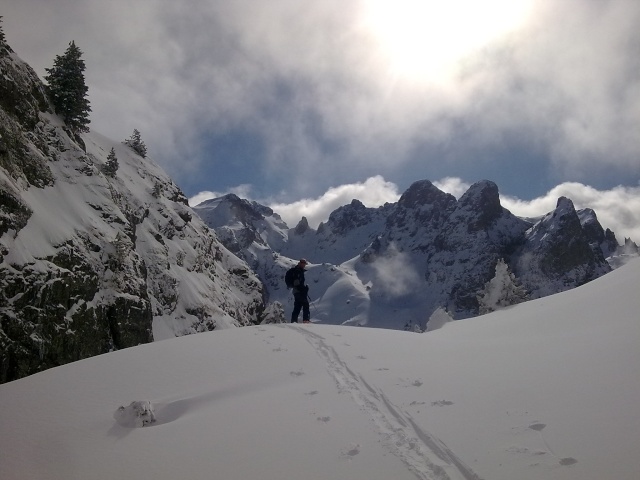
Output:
[
  {"xmin": 1, "ymin": 256, "xmax": 638, "ymax": 480},
  {"xmin": 194, "ymin": 180, "xmax": 634, "ymax": 329},
  {"xmin": 0, "ymin": 40, "xmax": 264, "ymax": 383}
]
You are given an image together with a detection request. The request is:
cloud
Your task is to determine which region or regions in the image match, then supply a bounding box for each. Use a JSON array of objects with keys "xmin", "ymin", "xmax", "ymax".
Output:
[
  {"xmin": 268, "ymin": 176, "xmax": 400, "ymax": 228},
  {"xmin": 371, "ymin": 244, "xmax": 421, "ymax": 299},
  {"xmin": 189, "ymin": 184, "xmax": 254, "ymax": 208},
  {"xmin": 501, "ymin": 182, "xmax": 640, "ymax": 243},
  {"xmin": 189, "ymin": 175, "xmax": 400, "ymax": 228},
  {"xmin": 433, "ymin": 177, "xmax": 471, "ymax": 199},
  {"xmin": 460, "ymin": 1, "xmax": 640, "ymax": 174},
  {"xmin": 3, "ymin": 0, "xmax": 638, "ymax": 200}
]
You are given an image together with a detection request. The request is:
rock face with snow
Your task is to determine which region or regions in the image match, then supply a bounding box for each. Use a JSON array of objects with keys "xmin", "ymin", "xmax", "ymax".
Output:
[
  {"xmin": 195, "ymin": 179, "xmax": 621, "ymax": 328},
  {"xmin": 515, "ymin": 197, "xmax": 612, "ymax": 298},
  {"xmin": 0, "ymin": 41, "xmax": 264, "ymax": 383}
]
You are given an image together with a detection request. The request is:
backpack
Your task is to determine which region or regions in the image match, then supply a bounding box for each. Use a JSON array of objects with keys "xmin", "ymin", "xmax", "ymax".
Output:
[{"xmin": 284, "ymin": 267, "xmax": 296, "ymax": 289}]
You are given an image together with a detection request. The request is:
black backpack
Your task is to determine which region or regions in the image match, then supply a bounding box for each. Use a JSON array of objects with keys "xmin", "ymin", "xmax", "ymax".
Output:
[{"xmin": 284, "ymin": 267, "xmax": 296, "ymax": 289}]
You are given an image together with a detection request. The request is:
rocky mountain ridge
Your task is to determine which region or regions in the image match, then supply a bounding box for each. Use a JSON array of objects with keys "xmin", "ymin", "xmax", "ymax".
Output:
[
  {"xmin": 0, "ymin": 40, "xmax": 264, "ymax": 383},
  {"xmin": 194, "ymin": 179, "xmax": 636, "ymax": 329}
]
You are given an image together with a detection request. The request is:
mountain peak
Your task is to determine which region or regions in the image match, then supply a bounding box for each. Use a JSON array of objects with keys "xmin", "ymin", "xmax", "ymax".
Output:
[
  {"xmin": 294, "ymin": 216, "xmax": 310, "ymax": 234},
  {"xmin": 555, "ymin": 196, "xmax": 575, "ymax": 214},
  {"xmin": 456, "ymin": 180, "xmax": 504, "ymax": 232},
  {"xmin": 458, "ymin": 180, "xmax": 500, "ymax": 209},
  {"xmin": 516, "ymin": 194, "xmax": 610, "ymax": 296},
  {"xmin": 398, "ymin": 179, "xmax": 452, "ymax": 208}
]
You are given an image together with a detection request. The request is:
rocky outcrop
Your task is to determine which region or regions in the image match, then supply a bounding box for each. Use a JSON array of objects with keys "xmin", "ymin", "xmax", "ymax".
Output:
[
  {"xmin": 326, "ymin": 200, "xmax": 370, "ymax": 234},
  {"xmin": 515, "ymin": 197, "xmax": 611, "ymax": 297},
  {"xmin": 578, "ymin": 208, "xmax": 619, "ymax": 258},
  {"xmin": 422, "ymin": 181, "xmax": 531, "ymax": 316},
  {"xmin": 385, "ymin": 180, "xmax": 457, "ymax": 250}
]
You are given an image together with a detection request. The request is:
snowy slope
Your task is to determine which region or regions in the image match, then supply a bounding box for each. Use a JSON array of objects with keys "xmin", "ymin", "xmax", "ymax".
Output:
[{"xmin": 1, "ymin": 257, "xmax": 638, "ymax": 480}]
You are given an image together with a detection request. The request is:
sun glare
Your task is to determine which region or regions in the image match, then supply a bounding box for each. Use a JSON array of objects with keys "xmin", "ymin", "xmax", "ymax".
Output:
[{"xmin": 361, "ymin": 0, "xmax": 532, "ymax": 84}]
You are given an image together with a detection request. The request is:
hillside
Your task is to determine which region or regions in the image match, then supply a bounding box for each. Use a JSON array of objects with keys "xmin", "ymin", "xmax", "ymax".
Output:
[
  {"xmin": 0, "ymin": 39, "xmax": 264, "ymax": 383},
  {"xmin": 0, "ymin": 258, "xmax": 638, "ymax": 480}
]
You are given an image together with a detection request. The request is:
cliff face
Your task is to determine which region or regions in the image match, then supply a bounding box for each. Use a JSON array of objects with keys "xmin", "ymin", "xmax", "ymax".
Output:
[
  {"xmin": 515, "ymin": 197, "xmax": 612, "ymax": 298},
  {"xmin": 0, "ymin": 42, "xmax": 264, "ymax": 383}
]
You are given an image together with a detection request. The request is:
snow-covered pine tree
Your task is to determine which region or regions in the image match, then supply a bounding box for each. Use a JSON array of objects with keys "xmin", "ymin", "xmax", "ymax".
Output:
[
  {"xmin": 44, "ymin": 41, "xmax": 91, "ymax": 133},
  {"xmin": 103, "ymin": 147, "xmax": 119, "ymax": 177},
  {"xmin": 123, "ymin": 129, "xmax": 147, "ymax": 158},
  {"xmin": 477, "ymin": 258, "xmax": 529, "ymax": 314}
]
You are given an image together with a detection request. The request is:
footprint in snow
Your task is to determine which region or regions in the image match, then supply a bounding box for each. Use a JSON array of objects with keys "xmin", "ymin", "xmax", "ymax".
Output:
[
  {"xmin": 527, "ymin": 423, "xmax": 577, "ymax": 466},
  {"xmin": 430, "ymin": 400, "xmax": 454, "ymax": 407}
]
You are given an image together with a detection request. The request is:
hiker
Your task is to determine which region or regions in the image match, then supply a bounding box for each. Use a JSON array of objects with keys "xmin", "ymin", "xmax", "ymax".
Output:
[{"xmin": 286, "ymin": 258, "xmax": 310, "ymax": 323}]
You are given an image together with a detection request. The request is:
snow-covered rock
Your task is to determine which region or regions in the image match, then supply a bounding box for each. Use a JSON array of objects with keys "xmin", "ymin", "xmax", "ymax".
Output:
[
  {"xmin": 515, "ymin": 197, "xmax": 611, "ymax": 298},
  {"xmin": 114, "ymin": 401, "xmax": 156, "ymax": 428},
  {"xmin": 0, "ymin": 41, "xmax": 264, "ymax": 383}
]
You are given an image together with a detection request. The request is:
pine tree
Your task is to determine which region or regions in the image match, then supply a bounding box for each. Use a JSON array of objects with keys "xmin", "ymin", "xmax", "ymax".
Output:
[
  {"xmin": 123, "ymin": 129, "xmax": 147, "ymax": 158},
  {"xmin": 44, "ymin": 41, "xmax": 91, "ymax": 133},
  {"xmin": 477, "ymin": 259, "xmax": 529, "ymax": 314},
  {"xmin": 103, "ymin": 147, "xmax": 119, "ymax": 177}
]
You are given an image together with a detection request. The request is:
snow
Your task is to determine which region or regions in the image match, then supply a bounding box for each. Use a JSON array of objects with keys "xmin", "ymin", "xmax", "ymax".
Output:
[{"xmin": 1, "ymin": 257, "xmax": 639, "ymax": 480}]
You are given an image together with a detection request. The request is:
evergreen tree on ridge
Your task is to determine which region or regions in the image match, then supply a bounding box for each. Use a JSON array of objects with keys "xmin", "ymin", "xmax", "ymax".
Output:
[
  {"xmin": 44, "ymin": 41, "xmax": 91, "ymax": 133},
  {"xmin": 123, "ymin": 129, "xmax": 147, "ymax": 158}
]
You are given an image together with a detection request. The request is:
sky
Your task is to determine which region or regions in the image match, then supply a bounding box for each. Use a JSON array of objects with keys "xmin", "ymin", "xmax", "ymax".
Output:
[
  {"xmin": 1, "ymin": 257, "xmax": 639, "ymax": 480},
  {"xmin": 3, "ymin": 0, "xmax": 640, "ymax": 239}
]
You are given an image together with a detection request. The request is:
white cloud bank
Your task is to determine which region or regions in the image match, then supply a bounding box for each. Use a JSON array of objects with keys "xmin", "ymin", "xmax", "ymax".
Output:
[
  {"xmin": 191, "ymin": 177, "xmax": 640, "ymax": 243},
  {"xmin": 269, "ymin": 176, "xmax": 400, "ymax": 229},
  {"xmin": 502, "ymin": 183, "xmax": 640, "ymax": 243}
]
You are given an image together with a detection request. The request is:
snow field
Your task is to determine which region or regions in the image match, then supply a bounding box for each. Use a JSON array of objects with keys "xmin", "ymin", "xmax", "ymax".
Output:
[{"xmin": 0, "ymin": 258, "xmax": 639, "ymax": 480}]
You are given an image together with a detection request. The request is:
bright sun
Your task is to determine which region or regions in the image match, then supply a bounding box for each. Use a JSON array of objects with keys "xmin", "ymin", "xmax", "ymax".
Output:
[{"xmin": 361, "ymin": 0, "xmax": 532, "ymax": 84}]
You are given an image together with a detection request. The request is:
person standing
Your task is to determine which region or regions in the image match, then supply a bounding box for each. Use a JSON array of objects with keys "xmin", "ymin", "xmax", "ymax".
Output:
[{"xmin": 287, "ymin": 259, "xmax": 310, "ymax": 323}]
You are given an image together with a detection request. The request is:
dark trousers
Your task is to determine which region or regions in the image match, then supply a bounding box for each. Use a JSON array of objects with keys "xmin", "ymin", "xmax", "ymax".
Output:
[{"xmin": 291, "ymin": 293, "xmax": 310, "ymax": 323}]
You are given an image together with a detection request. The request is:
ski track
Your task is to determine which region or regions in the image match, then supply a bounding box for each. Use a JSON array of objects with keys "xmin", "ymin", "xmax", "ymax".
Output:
[{"xmin": 289, "ymin": 325, "xmax": 483, "ymax": 480}]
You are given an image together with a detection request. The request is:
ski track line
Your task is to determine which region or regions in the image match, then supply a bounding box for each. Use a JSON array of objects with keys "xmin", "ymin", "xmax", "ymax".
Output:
[{"xmin": 290, "ymin": 325, "xmax": 483, "ymax": 480}]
